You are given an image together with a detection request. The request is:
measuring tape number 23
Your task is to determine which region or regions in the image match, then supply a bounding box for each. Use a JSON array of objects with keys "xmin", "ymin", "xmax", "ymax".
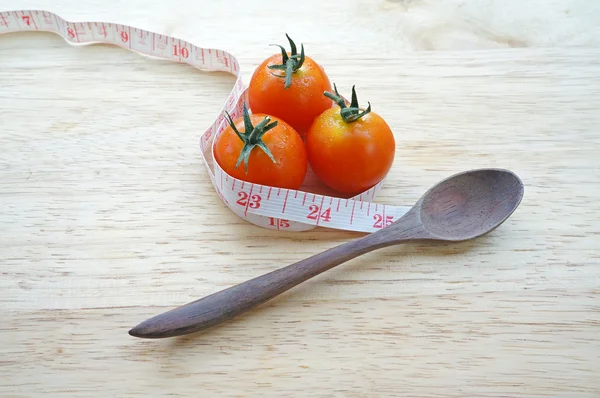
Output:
[{"xmin": 0, "ymin": 9, "xmax": 412, "ymax": 233}]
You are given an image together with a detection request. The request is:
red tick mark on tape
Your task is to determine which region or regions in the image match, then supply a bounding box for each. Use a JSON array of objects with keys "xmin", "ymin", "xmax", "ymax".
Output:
[{"xmin": 282, "ymin": 191, "xmax": 289, "ymax": 213}]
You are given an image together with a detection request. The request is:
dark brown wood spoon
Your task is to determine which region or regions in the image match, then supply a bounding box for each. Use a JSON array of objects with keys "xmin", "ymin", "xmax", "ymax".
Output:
[{"xmin": 129, "ymin": 168, "xmax": 524, "ymax": 339}]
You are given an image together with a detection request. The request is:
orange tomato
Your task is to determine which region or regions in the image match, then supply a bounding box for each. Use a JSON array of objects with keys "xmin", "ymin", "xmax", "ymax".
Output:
[
  {"xmin": 247, "ymin": 34, "xmax": 333, "ymax": 138},
  {"xmin": 214, "ymin": 103, "xmax": 308, "ymax": 190},
  {"xmin": 305, "ymin": 85, "xmax": 396, "ymax": 195}
]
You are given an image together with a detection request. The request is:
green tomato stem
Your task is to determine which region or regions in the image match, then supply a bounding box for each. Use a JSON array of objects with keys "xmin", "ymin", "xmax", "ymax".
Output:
[
  {"xmin": 224, "ymin": 103, "xmax": 278, "ymax": 173},
  {"xmin": 267, "ymin": 34, "xmax": 306, "ymax": 89},
  {"xmin": 324, "ymin": 84, "xmax": 372, "ymax": 123}
]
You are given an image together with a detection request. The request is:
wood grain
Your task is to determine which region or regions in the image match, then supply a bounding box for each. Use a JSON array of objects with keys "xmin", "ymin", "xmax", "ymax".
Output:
[{"xmin": 1, "ymin": 1, "xmax": 599, "ymax": 397}]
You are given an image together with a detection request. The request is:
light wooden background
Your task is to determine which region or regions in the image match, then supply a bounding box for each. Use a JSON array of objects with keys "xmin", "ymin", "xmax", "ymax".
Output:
[{"xmin": 1, "ymin": 1, "xmax": 599, "ymax": 397}]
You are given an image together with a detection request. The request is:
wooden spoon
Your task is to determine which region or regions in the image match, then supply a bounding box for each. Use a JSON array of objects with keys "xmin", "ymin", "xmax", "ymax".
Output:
[{"xmin": 129, "ymin": 168, "xmax": 524, "ymax": 339}]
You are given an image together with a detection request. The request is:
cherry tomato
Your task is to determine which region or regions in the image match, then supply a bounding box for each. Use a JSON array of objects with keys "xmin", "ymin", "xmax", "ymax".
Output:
[
  {"xmin": 214, "ymin": 103, "xmax": 308, "ymax": 190},
  {"xmin": 305, "ymin": 85, "xmax": 396, "ymax": 195},
  {"xmin": 247, "ymin": 34, "xmax": 333, "ymax": 138}
]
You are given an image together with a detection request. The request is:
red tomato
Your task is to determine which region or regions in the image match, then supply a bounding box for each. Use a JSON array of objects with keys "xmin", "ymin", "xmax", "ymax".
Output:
[
  {"xmin": 214, "ymin": 104, "xmax": 308, "ymax": 190},
  {"xmin": 247, "ymin": 34, "xmax": 333, "ymax": 138},
  {"xmin": 305, "ymin": 85, "xmax": 396, "ymax": 195}
]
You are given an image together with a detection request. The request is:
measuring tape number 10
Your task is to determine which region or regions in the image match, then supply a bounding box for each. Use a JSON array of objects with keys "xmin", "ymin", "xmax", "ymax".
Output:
[{"xmin": 0, "ymin": 9, "xmax": 412, "ymax": 233}]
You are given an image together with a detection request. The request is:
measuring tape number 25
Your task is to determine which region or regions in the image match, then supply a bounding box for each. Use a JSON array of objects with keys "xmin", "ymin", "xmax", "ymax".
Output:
[{"xmin": 0, "ymin": 9, "xmax": 412, "ymax": 233}]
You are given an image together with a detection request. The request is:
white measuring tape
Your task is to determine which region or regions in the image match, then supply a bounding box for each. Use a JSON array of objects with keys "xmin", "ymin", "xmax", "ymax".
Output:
[{"xmin": 0, "ymin": 9, "xmax": 412, "ymax": 232}]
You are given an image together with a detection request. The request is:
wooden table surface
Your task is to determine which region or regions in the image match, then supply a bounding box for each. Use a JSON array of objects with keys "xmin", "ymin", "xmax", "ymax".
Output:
[{"xmin": 1, "ymin": 1, "xmax": 599, "ymax": 397}]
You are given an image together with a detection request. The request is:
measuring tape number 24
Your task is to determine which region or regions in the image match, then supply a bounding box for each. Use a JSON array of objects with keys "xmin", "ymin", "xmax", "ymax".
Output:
[{"xmin": 0, "ymin": 9, "xmax": 412, "ymax": 233}]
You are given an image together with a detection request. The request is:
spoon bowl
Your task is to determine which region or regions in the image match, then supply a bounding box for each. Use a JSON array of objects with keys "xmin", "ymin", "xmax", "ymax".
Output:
[
  {"xmin": 417, "ymin": 168, "xmax": 524, "ymax": 241},
  {"xmin": 129, "ymin": 168, "xmax": 524, "ymax": 339}
]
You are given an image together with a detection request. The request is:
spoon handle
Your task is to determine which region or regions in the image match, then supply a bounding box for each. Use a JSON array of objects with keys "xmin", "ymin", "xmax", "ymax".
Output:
[{"xmin": 129, "ymin": 233, "xmax": 388, "ymax": 338}]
